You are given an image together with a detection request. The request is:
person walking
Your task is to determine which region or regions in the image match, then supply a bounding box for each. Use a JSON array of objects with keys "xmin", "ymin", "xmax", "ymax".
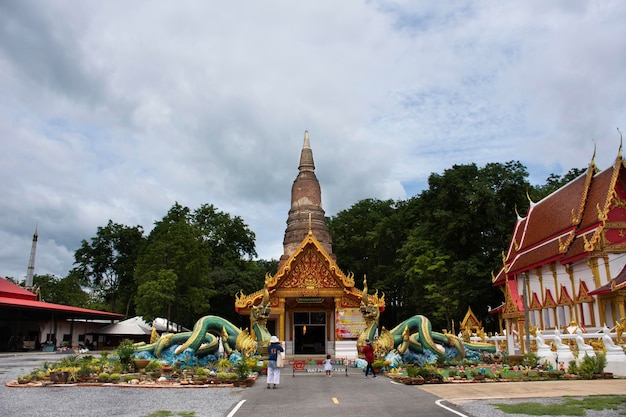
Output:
[
  {"xmin": 267, "ymin": 335, "xmax": 284, "ymax": 389},
  {"xmin": 324, "ymin": 354, "xmax": 332, "ymax": 377},
  {"xmin": 362, "ymin": 339, "xmax": 377, "ymax": 378}
]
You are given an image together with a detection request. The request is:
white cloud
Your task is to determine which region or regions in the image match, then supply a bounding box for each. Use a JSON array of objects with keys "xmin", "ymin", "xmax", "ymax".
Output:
[{"xmin": 1, "ymin": 1, "xmax": 626, "ymax": 280}]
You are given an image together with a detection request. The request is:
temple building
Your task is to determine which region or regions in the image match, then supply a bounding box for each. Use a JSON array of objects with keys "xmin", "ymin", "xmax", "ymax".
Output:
[
  {"xmin": 235, "ymin": 131, "xmax": 374, "ymax": 358},
  {"xmin": 493, "ymin": 140, "xmax": 626, "ymax": 352}
]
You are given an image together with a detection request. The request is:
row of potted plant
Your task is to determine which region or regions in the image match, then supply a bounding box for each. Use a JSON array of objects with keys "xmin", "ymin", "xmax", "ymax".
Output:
[
  {"xmin": 14, "ymin": 339, "xmax": 260, "ymax": 387},
  {"xmin": 371, "ymin": 352, "xmax": 611, "ymax": 385}
]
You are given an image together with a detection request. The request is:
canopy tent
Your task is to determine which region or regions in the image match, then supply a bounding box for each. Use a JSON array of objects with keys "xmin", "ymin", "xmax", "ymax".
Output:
[
  {"xmin": 95, "ymin": 316, "xmax": 188, "ymax": 335},
  {"xmin": 90, "ymin": 316, "xmax": 188, "ymax": 348}
]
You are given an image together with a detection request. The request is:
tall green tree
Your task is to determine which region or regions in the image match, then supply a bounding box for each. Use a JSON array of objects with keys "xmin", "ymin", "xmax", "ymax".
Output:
[
  {"xmin": 208, "ymin": 259, "xmax": 275, "ymax": 328},
  {"xmin": 33, "ymin": 273, "xmax": 91, "ymax": 307},
  {"xmin": 72, "ymin": 220, "xmax": 145, "ymax": 314},
  {"xmin": 400, "ymin": 161, "xmax": 531, "ymax": 330},
  {"xmin": 328, "ymin": 198, "xmax": 409, "ymax": 328},
  {"xmin": 134, "ymin": 203, "xmax": 257, "ymax": 327}
]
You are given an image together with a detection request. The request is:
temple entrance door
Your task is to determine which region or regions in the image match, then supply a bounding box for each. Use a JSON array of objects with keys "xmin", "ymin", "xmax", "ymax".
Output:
[{"xmin": 293, "ymin": 312, "xmax": 326, "ymax": 355}]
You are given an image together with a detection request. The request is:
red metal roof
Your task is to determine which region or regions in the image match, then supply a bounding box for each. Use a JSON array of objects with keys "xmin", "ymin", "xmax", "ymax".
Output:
[
  {"xmin": 0, "ymin": 296, "xmax": 123, "ymax": 318},
  {"xmin": 0, "ymin": 277, "xmax": 38, "ymax": 301},
  {"xmin": 0, "ymin": 277, "xmax": 123, "ymax": 319}
]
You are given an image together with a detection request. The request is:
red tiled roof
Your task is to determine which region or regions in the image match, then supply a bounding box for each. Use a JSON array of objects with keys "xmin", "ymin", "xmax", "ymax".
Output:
[
  {"xmin": 507, "ymin": 236, "xmax": 565, "ymax": 275},
  {"xmin": 498, "ymin": 156, "xmax": 626, "ymax": 285},
  {"xmin": 589, "ymin": 264, "xmax": 626, "ymax": 295},
  {"xmin": 578, "ymin": 167, "xmax": 613, "ymax": 230},
  {"xmin": 519, "ymin": 173, "xmax": 589, "ymax": 252}
]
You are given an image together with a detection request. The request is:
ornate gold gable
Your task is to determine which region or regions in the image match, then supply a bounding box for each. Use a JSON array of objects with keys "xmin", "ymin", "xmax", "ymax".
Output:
[
  {"xmin": 529, "ymin": 292, "xmax": 543, "ymax": 310},
  {"xmin": 235, "ymin": 230, "xmax": 360, "ymax": 310},
  {"xmin": 460, "ymin": 306, "xmax": 482, "ymax": 331},
  {"xmin": 543, "ymin": 289, "xmax": 557, "ymax": 308},
  {"xmin": 576, "ymin": 281, "xmax": 594, "ymax": 303},
  {"xmin": 557, "ymin": 285, "xmax": 573, "ymax": 306},
  {"xmin": 502, "ymin": 279, "xmax": 523, "ymax": 319}
]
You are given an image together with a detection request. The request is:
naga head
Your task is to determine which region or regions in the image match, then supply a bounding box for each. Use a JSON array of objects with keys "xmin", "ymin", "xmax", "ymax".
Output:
[
  {"xmin": 251, "ymin": 286, "xmax": 272, "ymax": 326},
  {"xmin": 359, "ymin": 275, "xmax": 380, "ymax": 323}
]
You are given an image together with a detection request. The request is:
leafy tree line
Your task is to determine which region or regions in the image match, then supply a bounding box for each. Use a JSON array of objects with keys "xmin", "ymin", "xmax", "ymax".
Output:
[
  {"xmin": 328, "ymin": 162, "xmax": 584, "ymax": 332},
  {"xmin": 23, "ymin": 162, "xmax": 582, "ymax": 332}
]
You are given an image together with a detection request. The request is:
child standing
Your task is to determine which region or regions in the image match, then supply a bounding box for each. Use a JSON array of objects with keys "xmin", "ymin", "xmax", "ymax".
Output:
[{"xmin": 324, "ymin": 354, "xmax": 332, "ymax": 377}]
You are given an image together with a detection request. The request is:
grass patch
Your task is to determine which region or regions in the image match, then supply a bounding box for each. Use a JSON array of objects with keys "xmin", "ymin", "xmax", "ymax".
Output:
[
  {"xmin": 141, "ymin": 411, "xmax": 196, "ymax": 417},
  {"xmin": 491, "ymin": 396, "xmax": 626, "ymax": 416}
]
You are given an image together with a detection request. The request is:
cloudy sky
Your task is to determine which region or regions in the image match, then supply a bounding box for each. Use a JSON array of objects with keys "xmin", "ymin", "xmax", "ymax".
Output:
[{"xmin": 2, "ymin": 1, "xmax": 626, "ymax": 282}]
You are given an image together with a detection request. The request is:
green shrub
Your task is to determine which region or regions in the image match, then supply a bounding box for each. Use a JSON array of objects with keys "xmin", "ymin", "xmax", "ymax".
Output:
[
  {"xmin": 217, "ymin": 372, "xmax": 237, "ymax": 380},
  {"xmin": 109, "ymin": 373, "xmax": 121, "ymax": 382},
  {"xmin": 216, "ymin": 358, "xmax": 232, "ymax": 372},
  {"xmin": 577, "ymin": 354, "xmax": 596, "ymax": 379},
  {"xmin": 522, "ymin": 352, "xmax": 540, "ymax": 368},
  {"xmin": 406, "ymin": 365, "xmax": 420, "ymax": 378},
  {"xmin": 115, "ymin": 340, "xmax": 136, "ymax": 371},
  {"xmin": 98, "ymin": 372, "xmax": 110, "ymax": 381},
  {"xmin": 593, "ymin": 352, "xmax": 607, "ymax": 374},
  {"xmin": 145, "ymin": 360, "xmax": 162, "ymax": 373}
]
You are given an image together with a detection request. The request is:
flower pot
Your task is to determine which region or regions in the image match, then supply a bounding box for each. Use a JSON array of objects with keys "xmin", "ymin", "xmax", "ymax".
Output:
[
  {"xmin": 133, "ymin": 359, "xmax": 150, "ymax": 372},
  {"xmin": 50, "ymin": 371, "xmax": 69, "ymax": 383}
]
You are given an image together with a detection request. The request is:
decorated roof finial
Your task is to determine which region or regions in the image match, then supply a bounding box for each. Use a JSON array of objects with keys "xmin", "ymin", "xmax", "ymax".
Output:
[
  {"xmin": 514, "ymin": 204, "xmax": 523, "ymax": 220},
  {"xmin": 361, "ymin": 275, "xmax": 368, "ymax": 300},
  {"xmin": 618, "ymin": 128, "xmax": 623, "ymax": 160},
  {"xmin": 308, "ymin": 212, "xmax": 312, "ymax": 234},
  {"xmin": 526, "ymin": 189, "xmax": 535, "ymax": 206},
  {"xmin": 591, "ymin": 139, "xmax": 597, "ymax": 166}
]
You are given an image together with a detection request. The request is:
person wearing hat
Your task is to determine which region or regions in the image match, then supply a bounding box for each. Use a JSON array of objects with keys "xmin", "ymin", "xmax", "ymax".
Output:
[
  {"xmin": 361, "ymin": 339, "xmax": 377, "ymax": 378},
  {"xmin": 267, "ymin": 335, "xmax": 284, "ymax": 389}
]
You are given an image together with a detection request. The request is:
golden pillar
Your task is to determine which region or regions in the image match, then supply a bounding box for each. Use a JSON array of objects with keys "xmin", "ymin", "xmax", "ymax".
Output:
[{"xmin": 279, "ymin": 297, "xmax": 285, "ymax": 341}]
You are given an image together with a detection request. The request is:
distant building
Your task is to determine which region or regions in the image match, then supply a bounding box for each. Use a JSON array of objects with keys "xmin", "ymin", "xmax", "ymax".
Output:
[
  {"xmin": 493, "ymin": 142, "xmax": 626, "ymax": 352},
  {"xmin": 0, "ymin": 276, "xmax": 123, "ymax": 351}
]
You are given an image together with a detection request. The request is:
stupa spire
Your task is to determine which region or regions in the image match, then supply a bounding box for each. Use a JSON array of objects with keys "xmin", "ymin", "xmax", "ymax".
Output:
[{"xmin": 280, "ymin": 131, "xmax": 334, "ymax": 266}]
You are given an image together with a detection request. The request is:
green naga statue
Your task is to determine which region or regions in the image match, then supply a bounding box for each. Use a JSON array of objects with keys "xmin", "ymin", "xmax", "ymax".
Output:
[
  {"xmin": 134, "ymin": 283, "xmax": 274, "ymax": 362},
  {"xmin": 357, "ymin": 277, "xmax": 496, "ymax": 361},
  {"xmin": 135, "ymin": 275, "xmax": 494, "ymax": 365}
]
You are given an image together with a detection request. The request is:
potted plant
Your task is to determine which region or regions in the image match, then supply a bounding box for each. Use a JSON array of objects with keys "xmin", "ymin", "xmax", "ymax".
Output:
[
  {"xmin": 115, "ymin": 339, "xmax": 136, "ymax": 372},
  {"xmin": 372, "ymin": 359, "xmax": 386, "ymax": 375},
  {"xmin": 235, "ymin": 358, "xmax": 251, "ymax": 386}
]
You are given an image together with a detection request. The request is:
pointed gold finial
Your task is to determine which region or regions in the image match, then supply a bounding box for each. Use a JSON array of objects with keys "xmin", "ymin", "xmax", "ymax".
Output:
[
  {"xmin": 361, "ymin": 275, "xmax": 368, "ymax": 301},
  {"xmin": 308, "ymin": 212, "xmax": 312, "ymax": 233},
  {"xmin": 526, "ymin": 189, "xmax": 534, "ymax": 205},
  {"xmin": 591, "ymin": 139, "xmax": 597, "ymax": 165},
  {"xmin": 618, "ymin": 128, "xmax": 623, "ymax": 160}
]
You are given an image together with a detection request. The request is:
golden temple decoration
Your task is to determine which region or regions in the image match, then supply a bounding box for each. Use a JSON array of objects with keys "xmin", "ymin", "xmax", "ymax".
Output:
[
  {"xmin": 558, "ymin": 231, "xmax": 575, "ymax": 253},
  {"xmin": 583, "ymin": 230, "xmax": 602, "ymax": 252},
  {"xmin": 571, "ymin": 155, "xmax": 596, "ymax": 225},
  {"xmin": 501, "ymin": 251, "xmax": 509, "ymax": 273},
  {"xmin": 502, "ymin": 280, "xmax": 523, "ymax": 319}
]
